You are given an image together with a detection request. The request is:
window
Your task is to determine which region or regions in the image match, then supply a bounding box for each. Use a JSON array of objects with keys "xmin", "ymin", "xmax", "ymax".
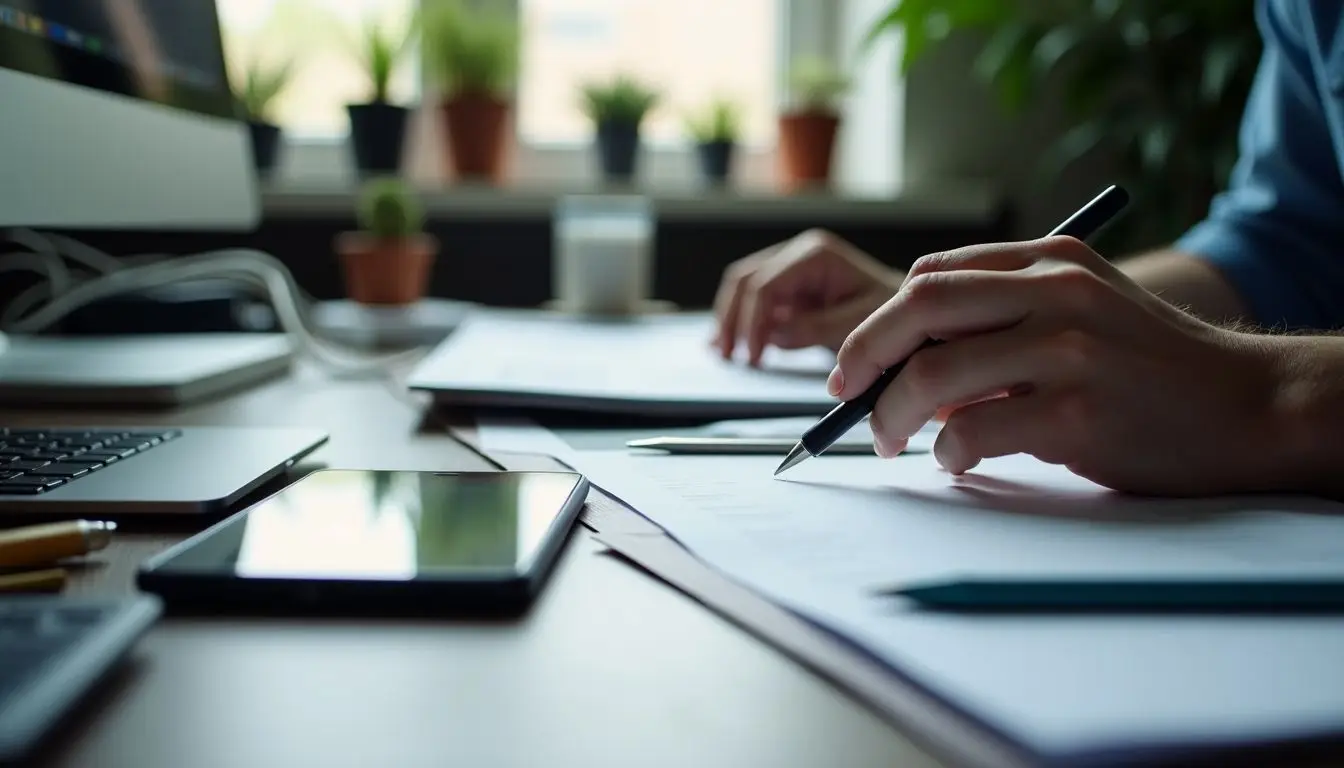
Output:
[
  {"xmin": 215, "ymin": 0, "xmax": 877, "ymax": 190},
  {"xmin": 517, "ymin": 0, "xmax": 781, "ymax": 148},
  {"xmin": 218, "ymin": 0, "xmax": 419, "ymax": 139}
]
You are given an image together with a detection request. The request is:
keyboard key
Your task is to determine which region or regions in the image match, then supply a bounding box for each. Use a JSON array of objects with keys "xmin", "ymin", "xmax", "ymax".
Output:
[
  {"xmin": 79, "ymin": 449, "xmax": 133, "ymax": 461},
  {"xmin": 0, "ymin": 477, "xmax": 62, "ymax": 494},
  {"xmin": 26, "ymin": 464, "xmax": 91, "ymax": 479},
  {"xmin": 27, "ymin": 450, "xmax": 72, "ymax": 462},
  {"xmin": 8, "ymin": 460, "xmax": 50, "ymax": 472}
]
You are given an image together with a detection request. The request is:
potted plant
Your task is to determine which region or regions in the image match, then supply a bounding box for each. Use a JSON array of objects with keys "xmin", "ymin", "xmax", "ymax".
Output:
[
  {"xmin": 686, "ymin": 98, "xmax": 742, "ymax": 188},
  {"xmin": 778, "ymin": 56, "xmax": 849, "ymax": 191},
  {"xmin": 336, "ymin": 177, "xmax": 438, "ymax": 305},
  {"xmin": 863, "ymin": 0, "xmax": 1260, "ymax": 252},
  {"xmin": 580, "ymin": 75, "xmax": 659, "ymax": 184},
  {"xmin": 423, "ymin": 0, "xmax": 518, "ymax": 183},
  {"xmin": 236, "ymin": 57, "xmax": 294, "ymax": 179},
  {"xmin": 345, "ymin": 13, "xmax": 419, "ymax": 176}
]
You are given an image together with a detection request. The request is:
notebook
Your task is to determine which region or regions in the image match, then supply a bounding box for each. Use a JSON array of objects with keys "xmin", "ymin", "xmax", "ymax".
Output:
[{"xmin": 407, "ymin": 310, "xmax": 840, "ymax": 418}]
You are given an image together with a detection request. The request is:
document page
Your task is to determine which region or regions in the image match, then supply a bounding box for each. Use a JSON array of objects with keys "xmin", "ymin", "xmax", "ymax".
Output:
[
  {"xmin": 408, "ymin": 310, "xmax": 839, "ymax": 416},
  {"xmin": 572, "ymin": 449, "xmax": 1344, "ymax": 763}
]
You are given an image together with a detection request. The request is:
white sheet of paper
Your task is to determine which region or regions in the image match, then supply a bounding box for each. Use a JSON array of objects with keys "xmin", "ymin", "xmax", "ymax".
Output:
[
  {"xmin": 474, "ymin": 416, "xmax": 578, "ymax": 463},
  {"xmin": 570, "ymin": 449, "xmax": 1344, "ymax": 762},
  {"xmin": 408, "ymin": 310, "xmax": 839, "ymax": 416}
]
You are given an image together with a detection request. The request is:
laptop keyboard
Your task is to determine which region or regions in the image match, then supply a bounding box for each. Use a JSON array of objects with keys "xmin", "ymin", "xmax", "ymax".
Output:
[{"xmin": 0, "ymin": 428, "xmax": 181, "ymax": 495}]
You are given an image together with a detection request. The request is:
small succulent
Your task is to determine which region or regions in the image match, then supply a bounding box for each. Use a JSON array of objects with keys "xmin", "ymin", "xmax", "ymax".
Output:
[
  {"xmin": 788, "ymin": 55, "xmax": 849, "ymax": 114},
  {"xmin": 581, "ymin": 74, "xmax": 660, "ymax": 127},
  {"xmin": 237, "ymin": 56, "xmax": 294, "ymax": 122},
  {"xmin": 357, "ymin": 177, "xmax": 424, "ymax": 239},
  {"xmin": 423, "ymin": 0, "xmax": 519, "ymax": 98},
  {"xmin": 353, "ymin": 12, "xmax": 419, "ymax": 103},
  {"xmin": 686, "ymin": 98, "xmax": 742, "ymax": 143}
]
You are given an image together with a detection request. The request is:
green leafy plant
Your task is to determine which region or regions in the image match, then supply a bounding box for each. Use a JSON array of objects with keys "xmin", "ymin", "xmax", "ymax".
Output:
[
  {"xmin": 580, "ymin": 75, "xmax": 660, "ymax": 126},
  {"xmin": 349, "ymin": 11, "xmax": 419, "ymax": 104},
  {"xmin": 357, "ymin": 177, "xmax": 424, "ymax": 239},
  {"xmin": 686, "ymin": 99, "xmax": 742, "ymax": 143},
  {"xmin": 865, "ymin": 0, "xmax": 1261, "ymax": 250},
  {"xmin": 236, "ymin": 57, "xmax": 294, "ymax": 122},
  {"xmin": 787, "ymin": 55, "xmax": 850, "ymax": 114},
  {"xmin": 422, "ymin": 0, "xmax": 518, "ymax": 98}
]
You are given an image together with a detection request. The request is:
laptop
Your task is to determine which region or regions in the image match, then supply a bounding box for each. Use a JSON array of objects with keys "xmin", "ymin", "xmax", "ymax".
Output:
[
  {"xmin": 0, "ymin": 2, "xmax": 327, "ymax": 518},
  {"xmin": 0, "ymin": 425, "xmax": 325, "ymax": 518},
  {"xmin": 0, "ymin": 333, "xmax": 294, "ymax": 407}
]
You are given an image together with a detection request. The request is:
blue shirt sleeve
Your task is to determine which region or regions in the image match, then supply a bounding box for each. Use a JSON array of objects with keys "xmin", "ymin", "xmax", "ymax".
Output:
[{"xmin": 1175, "ymin": 0, "xmax": 1344, "ymax": 330}]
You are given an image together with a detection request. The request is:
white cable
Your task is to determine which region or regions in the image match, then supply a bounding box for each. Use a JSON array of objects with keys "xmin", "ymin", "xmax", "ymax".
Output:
[
  {"xmin": 39, "ymin": 231, "xmax": 129, "ymax": 274},
  {"xmin": 2, "ymin": 246, "xmax": 427, "ymax": 374}
]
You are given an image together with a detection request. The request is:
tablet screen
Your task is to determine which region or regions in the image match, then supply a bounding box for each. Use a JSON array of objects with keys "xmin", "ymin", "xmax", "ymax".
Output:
[{"xmin": 156, "ymin": 470, "xmax": 585, "ymax": 580}]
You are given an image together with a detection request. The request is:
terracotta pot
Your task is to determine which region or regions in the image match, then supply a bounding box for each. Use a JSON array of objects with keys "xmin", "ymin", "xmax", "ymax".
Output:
[
  {"xmin": 336, "ymin": 232, "xmax": 438, "ymax": 306},
  {"xmin": 778, "ymin": 111, "xmax": 840, "ymax": 191},
  {"xmin": 440, "ymin": 93, "xmax": 511, "ymax": 183}
]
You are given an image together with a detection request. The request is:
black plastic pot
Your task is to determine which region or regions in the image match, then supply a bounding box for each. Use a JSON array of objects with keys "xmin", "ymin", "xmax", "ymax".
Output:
[
  {"xmin": 697, "ymin": 140, "xmax": 735, "ymax": 187},
  {"xmin": 247, "ymin": 120, "xmax": 281, "ymax": 177},
  {"xmin": 595, "ymin": 120, "xmax": 641, "ymax": 183},
  {"xmin": 347, "ymin": 102, "xmax": 410, "ymax": 175}
]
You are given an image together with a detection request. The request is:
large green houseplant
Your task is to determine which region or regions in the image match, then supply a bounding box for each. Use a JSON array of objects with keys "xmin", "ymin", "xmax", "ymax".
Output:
[{"xmin": 866, "ymin": 0, "xmax": 1261, "ymax": 250}]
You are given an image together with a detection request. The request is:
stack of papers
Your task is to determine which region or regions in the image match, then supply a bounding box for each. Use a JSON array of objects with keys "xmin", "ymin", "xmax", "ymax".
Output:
[
  {"xmin": 570, "ymin": 449, "xmax": 1344, "ymax": 765},
  {"xmin": 408, "ymin": 310, "xmax": 839, "ymax": 417}
]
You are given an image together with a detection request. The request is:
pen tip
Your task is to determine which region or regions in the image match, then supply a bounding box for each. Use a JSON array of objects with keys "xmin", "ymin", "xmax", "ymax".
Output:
[{"xmin": 774, "ymin": 444, "xmax": 809, "ymax": 476}]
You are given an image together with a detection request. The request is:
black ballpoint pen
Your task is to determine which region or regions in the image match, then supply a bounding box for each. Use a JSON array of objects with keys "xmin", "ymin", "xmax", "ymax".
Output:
[{"xmin": 774, "ymin": 184, "xmax": 1131, "ymax": 476}]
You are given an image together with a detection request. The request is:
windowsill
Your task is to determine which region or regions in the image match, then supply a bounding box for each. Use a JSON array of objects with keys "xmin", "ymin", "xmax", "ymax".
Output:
[{"xmin": 261, "ymin": 179, "xmax": 1007, "ymax": 225}]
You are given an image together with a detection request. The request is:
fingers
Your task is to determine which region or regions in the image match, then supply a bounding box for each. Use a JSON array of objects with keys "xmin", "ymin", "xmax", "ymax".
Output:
[
  {"xmin": 711, "ymin": 250, "xmax": 770, "ymax": 359},
  {"xmin": 933, "ymin": 390, "xmax": 1079, "ymax": 473},
  {"xmin": 904, "ymin": 236, "xmax": 1101, "ymax": 283},
  {"xmin": 868, "ymin": 324, "xmax": 1057, "ymax": 448},
  {"xmin": 834, "ymin": 269, "xmax": 1040, "ymax": 399},
  {"xmin": 740, "ymin": 233, "xmax": 831, "ymax": 364}
]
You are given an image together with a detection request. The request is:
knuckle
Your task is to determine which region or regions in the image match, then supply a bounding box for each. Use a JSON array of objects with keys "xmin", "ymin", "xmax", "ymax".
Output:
[
  {"xmin": 799, "ymin": 227, "xmax": 834, "ymax": 247},
  {"xmin": 1037, "ymin": 235, "xmax": 1092, "ymax": 262},
  {"xmin": 725, "ymin": 259, "xmax": 756, "ymax": 282},
  {"xmin": 744, "ymin": 271, "xmax": 776, "ymax": 300},
  {"xmin": 1048, "ymin": 265, "xmax": 1108, "ymax": 307},
  {"xmin": 901, "ymin": 271, "xmax": 951, "ymax": 311},
  {"xmin": 908, "ymin": 250, "xmax": 956, "ymax": 276}
]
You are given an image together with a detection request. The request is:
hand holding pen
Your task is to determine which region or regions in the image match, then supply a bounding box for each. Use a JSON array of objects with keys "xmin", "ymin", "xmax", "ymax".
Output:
[
  {"xmin": 784, "ymin": 183, "xmax": 1309, "ymax": 497},
  {"xmin": 778, "ymin": 185, "xmax": 1129, "ymax": 475}
]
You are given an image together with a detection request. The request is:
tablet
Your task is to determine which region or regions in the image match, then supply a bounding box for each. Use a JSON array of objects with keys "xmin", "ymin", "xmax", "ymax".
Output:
[{"xmin": 138, "ymin": 469, "xmax": 590, "ymax": 616}]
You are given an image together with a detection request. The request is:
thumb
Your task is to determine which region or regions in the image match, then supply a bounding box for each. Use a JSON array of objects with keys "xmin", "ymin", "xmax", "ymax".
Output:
[{"xmin": 771, "ymin": 296, "xmax": 881, "ymax": 350}]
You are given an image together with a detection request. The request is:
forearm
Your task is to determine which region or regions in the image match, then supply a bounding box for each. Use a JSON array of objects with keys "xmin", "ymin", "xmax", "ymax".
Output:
[
  {"xmin": 1118, "ymin": 250, "xmax": 1252, "ymax": 326},
  {"xmin": 1259, "ymin": 334, "xmax": 1344, "ymax": 500}
]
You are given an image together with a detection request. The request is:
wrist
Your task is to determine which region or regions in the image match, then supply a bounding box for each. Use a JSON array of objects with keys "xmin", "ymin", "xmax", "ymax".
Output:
[{"xmin": 1254, "ymin": 334, "xmax": 1344, "ymax": 499}]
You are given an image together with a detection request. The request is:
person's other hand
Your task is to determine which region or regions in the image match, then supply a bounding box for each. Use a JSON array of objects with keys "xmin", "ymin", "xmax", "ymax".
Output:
[
  {"xmin": 830, "ymin": 236, "xmax": 1285, "ymax": 496},
  {"xmin": 712, "ymin": 229, "xmax": 901, "ymax": 365}
]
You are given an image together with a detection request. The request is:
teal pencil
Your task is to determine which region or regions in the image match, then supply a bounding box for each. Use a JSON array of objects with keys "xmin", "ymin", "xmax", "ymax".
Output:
[{"xmin": 885, "ymin": 579, "xmax": 1344, "ymax": 612}]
